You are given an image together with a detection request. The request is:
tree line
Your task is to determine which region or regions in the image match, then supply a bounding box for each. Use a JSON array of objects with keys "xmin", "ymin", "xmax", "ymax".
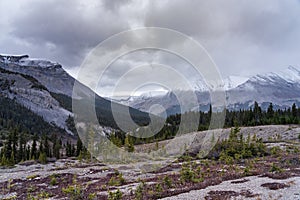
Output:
[
  {"xmin": 110, "ymin": 102, "xmax": 300, "ymax": 146},
  {"xmin": 0, "ymin": 129, "xmax": 88, "ymax": 166}
]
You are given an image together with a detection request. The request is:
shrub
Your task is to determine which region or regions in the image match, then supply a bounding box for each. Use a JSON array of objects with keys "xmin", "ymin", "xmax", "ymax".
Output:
[
  {"xmin": 38, "ymin": 190, "xmax": 52, "ymax": 198},
  {"xmin": 108, "ymin": 189, "xmax": 122, "ymax": 200},
  {"xmin": 62, "ymin": 184, "xmax": 83, "ymax": 200},
  {"xmin": 180, "ymin": 166, "xmax": 195, "ymax": 183},
  {"xmin": 243, "ymin": 166, "xmax": 251, "ymax": 176},
  {"xmin": 62, "ymin": 178, "xmax": 83, "ymax": 200},
  {"xmin": 26, "ymin": 175, "xmax": 39, "ymax": 180},
  {"xmin": 163, "ymin": 176, "xmax": 172, "ymax": 188},
  {"xmin": 270, "ymin": 146, "xmax": 281, "ymax": 156},
  {"xmin": 50, "ymin": 177, "xmax": 57, "ymax": 186},
  {"xmin": 219, "ymin": 151, "xmax": 234, "ymax": 165},
  {"xmin": 155, "ymin": 183, "xmax": 163, "ymax": 192},
  {"xmin": 108, "ymin": 172, "xmax": 125, "ymax": 186},
  {"xmin": 88, "ymin": 192, "xmax": 97, "ymax": 200},
  {"xmin": 270, "ymin": 163, "xmax": 283, "ymax": 173},
  {"xmin": 209, "ymin": 127, "xmax": 267, "ymax": 162},
  {"xmin": 135, "ymin": 182, "xmax": 145, "ymax": 200},
  {"xmin": 38, "ymin": 152, "xmax": 47, "ymax": 164}
]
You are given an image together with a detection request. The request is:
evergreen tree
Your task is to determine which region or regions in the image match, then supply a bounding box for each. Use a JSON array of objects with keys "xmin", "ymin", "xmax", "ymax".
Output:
[
  {"xmin": 26, "ymin": 145, "xmax": 30, "ymax": 160},
  {"xmin": 38, "ymin": 152, "xmax": 47, "ymax": 164},
  {"xmin": 43, "ymin": 136, "xmax": 51, "ymax": 157},
  {"xmin": 39, "ymin": 138, "xmax": 44, "ymax": 155},
  {"xmin": 53, "ymin": 138, "xmax": 61, "ymax": 159},
  {"xmin": 125, "ymin": 134, "xmax": 134, "ymax": 152},
  {"xmin": 253, "ymin": 101, "xmax": 262, "ymax": 125},
  {"xmin": 4, "ymin": 131, "xmax": 13, "ymax": 162},
  {"xmin": 71, "ymin": 144, "xmax": 76, "ymax": 157},
  {"xmin": 292, "ymin": 103, "xmax": 298, "ymax": 123},
  {"xmin": 18, "ymin": 132, "xmax": 26, "ymax": 162},
  {"xmin": 66, "ymin": 141, "xmax": 72, "ymax": 157},
  {"xmin": 267, "ymin": 103, "xmax": 274, "ymax": 121},
  {"xmin": 31, "ymin": 134, "xmax": 38, "ymax": 160},
  {"xmin": 11, "ymin": 128, "xmax": 18, "ymax": 163},
  {"xmin": 76, "ymin": 137, "xmax": 83, "ymax": 157}
]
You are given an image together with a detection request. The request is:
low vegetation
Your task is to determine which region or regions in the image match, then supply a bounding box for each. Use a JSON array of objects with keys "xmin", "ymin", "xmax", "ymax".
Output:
[
  {"xmin": 209, "ymin": 126, "xmax": 268, "ymax": 163},
  {"xmin": 108, "ymin": 189, "xmax": 123, "ymax": 200},
  {"xmin": 108, "ymin": 171, "xmax": 126, "ymax": 186}
]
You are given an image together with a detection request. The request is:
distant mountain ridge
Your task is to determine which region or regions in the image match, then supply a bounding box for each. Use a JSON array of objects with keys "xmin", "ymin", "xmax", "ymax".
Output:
[
  {"xmin": 112, "ymin": 66, "xmax": 300, "ymax": 116},
  {"xmin": 225, "ymin": 66, "xmax": 300, "ymax": 110}
]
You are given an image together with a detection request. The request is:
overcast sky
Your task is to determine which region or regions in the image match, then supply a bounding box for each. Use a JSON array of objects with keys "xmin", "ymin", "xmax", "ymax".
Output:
[{"xmin": 1, "ymin": 0, "xmax": 300, "ymax": 96}]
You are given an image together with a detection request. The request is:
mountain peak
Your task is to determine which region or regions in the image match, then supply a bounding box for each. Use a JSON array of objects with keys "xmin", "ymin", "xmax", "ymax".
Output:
[
  {"xmin": 248, "ymin": 65, "xmax": 300, "ymax": 84},
  {"xmin": 287, "ymin": 65, "xmax": 300, "ymax": 74},
  {"xmin": 0, "ymin": 54, "xmax": 29, "ymax": 62},
  {"xmin": 276, "ymin": 65, "xmax": 300, "ymax": 82},
  {"xmin": 0, "ymin": 54, "xmax": 61, "ymax": 68},
  {"xmin": 223, "ymin": 75, "xmax": 249, "ymax": 90}
]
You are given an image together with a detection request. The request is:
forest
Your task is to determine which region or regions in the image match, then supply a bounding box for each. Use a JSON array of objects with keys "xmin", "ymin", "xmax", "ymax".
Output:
[
  {"xmin": 1, "ymin": 95, "xmax": 300, "ymax": 166},
  {"xmin": 110, "ymin": 101, "xmax": 300, "ymax": 146}
]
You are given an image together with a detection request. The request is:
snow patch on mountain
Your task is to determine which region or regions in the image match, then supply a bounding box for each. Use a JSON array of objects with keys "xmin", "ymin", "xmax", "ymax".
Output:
[
  {"xmin": 249, "ymin": 66, "xmax": 300, "ymax": 84},
  {"xmin": 223, "ymin": 76, "xmax": 249, "ymax": 90},
  {"xmin": 274, "ymin": 65, "xmax": 300, "ymax": 82},
  {"xmin": 0, "ymin": 54, "xmax": 59, "ymax": 68},
  {"xmin": 19, "ymin": 58, "xmax": 59, "ymax": 68},
  {"xmin": 193, "ymin": 78, "xmax": 209, "ymax": 91}
]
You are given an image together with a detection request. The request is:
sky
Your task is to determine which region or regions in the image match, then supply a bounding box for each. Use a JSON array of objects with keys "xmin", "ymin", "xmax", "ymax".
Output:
[{"xmin": 1, "ymin": 0, "xmax": 300, "ymax": 96}]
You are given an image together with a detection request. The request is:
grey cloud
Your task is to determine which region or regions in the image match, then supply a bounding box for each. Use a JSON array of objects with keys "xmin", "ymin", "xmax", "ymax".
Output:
[
  {"xmin": 96, "ymin": 49, "xmax": 206, "ymax": 96},
  {"xmin": 1, "ymin": 0, "xmax": 300, "ymax": 95},
  {"xmin": 102, "ymin": 0, "xmax": 132, "ymax": 11},
  {"xmin": 145, "ymin": 0, "xmax": 229, "ymax": 38},
  {"xmin": 145, "ymin": 0, "xmax": 300, "ymax": 47},
  {"xmin": 10, "ymin": 0, "xmax": 130, "ymax": 67},
  {"xmin": 144, "ymin": 0, "xmax": 300, "ymax": 76}
]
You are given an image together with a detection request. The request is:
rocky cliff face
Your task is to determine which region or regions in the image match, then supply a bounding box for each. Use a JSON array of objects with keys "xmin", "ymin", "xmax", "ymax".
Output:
[
  {"xmin": 0, "ymin": 55, "xmax": 92, "ymax": 98},
  {"xmin": 0, "ymin": 55, "xmax": 151, "ymax": 135},
  {"xmin": 0, "ymin": 66, "xmax": 73, "ymax": 134}
]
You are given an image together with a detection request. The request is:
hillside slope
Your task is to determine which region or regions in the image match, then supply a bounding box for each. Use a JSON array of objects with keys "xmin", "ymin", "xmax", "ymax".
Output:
[{"xmin": 0, "ymin": 55, "xmax": 151, "ymax": 135}]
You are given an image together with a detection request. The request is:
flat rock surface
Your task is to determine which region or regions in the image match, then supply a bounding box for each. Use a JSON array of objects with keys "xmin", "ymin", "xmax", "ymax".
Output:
[{"xmin": 160, "ymin": 176, "xmax": 300, "ymax": 200}]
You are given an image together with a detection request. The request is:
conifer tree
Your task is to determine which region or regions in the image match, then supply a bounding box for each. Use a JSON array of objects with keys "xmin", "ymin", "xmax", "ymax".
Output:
[
  {"xmin": 76, "ymin": 137, "xmax": 83, "ymax": 157},
  {"xmin": 31, "ymin": 134, "xmax": 38, "ymax": 160},
  {"xmin": 125, "ymin": 134, "xmax": 134, "ymax": 152},
  {"xmin": 267, "ymin": 103, "xmax": 274, "ymax": 120},
  {"xmin": 43, "ymin": 136, "xmax": 51, "ymax": 157},
  {"xmin": 53, "ymin": 138, "xmax": 61, "ymax": 159},
  {"xmin": 292, "ymin": 103, "xmax": 298, "ymax": 123},
  {"xmin": 11, "ymin": 128, "xmax": 18, "ymax": 163},
  {"xmin": 18, "ymin": 132, "xmax": 26, "ymax": 162}
]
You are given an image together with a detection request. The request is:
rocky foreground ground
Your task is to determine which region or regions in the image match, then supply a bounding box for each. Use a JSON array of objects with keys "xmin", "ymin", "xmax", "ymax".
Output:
[{"xmin": 0, "ymin": 125, "xmax": 300, "ymax": 200}]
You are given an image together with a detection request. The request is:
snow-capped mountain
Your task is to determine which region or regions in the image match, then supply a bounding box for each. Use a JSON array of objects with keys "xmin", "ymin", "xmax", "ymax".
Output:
[
  {"xmin": 223, "ymin": 76, "xmax": 249, "ymax": 90},
  {"xmin": 0, "ymin": 54, "xmax": 150, "ymax": 135},
  {"xmin": 189, "ymin": 75, "xmax": 249, "ymax": 92},
  {"xmin": 226, "ymin": 65, "xmax": 300, "ymax": 110},
  {"xmin": 250, "ymin": 66, "xmax": 300, "ymax": 84},
  {"xmin": 113, "ymin": 66, "xmax": 300, "ymax": 116},
  {"xmin": 110, "ymin": 90, "xmax": 168, "ymax": 106}
]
